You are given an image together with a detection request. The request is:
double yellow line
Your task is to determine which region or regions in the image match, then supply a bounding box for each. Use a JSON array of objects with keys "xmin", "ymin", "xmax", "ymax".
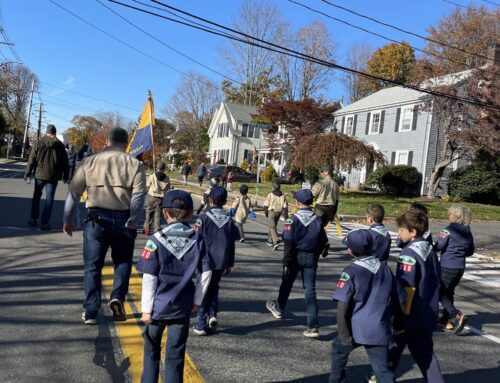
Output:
[{"xmin": 102, "ymin": 266, "xmax": 204, "ymax": 383}]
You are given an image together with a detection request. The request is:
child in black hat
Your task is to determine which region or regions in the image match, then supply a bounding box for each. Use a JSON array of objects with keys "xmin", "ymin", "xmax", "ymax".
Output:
[
  {"xmin": 230, "ymin": 184, "xmax": 255, "ymax": 242},
  {"xmin": 143, "ymin": 161, "xmax": 170, "ymax": 235}
]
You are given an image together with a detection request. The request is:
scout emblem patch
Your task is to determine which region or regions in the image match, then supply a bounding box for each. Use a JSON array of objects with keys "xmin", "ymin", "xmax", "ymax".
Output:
[
  {"xmin": 294, "ymin": 209, "xmax": 316, "ymax": 227},
  {"xmin": 206, "ymin": 209, "xmax": 230, "ymax": 228},
  {"xmin": 439, "ymin": 229, "xmax": 450, "ymax": 239},
  {"xmin": 284, "ymin": 218, "xmax": 294, "ymax": 231},
  {"xmin": 194, "ymin": 218, "xmax": 202, "ymax": 233},
  {"xmin": 337, "ymin": 272, "xmax": 350, "ymax": 288},
  {"xmin": 141, "ymin": 240, "xmax": 157, "ymax": 260},
  {"xmin": 398, "ymin": 254, "xmax": 416, "ymax": 272},
  {"xmin": 154, "ymin": 223, "xmax": 197, "ymax": 260}
]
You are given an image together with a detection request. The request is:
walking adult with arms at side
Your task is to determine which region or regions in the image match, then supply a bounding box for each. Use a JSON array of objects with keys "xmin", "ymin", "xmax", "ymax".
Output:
[
  {"xmin": 25, "ymin": 124, "xmax": 69, "ymax": 231},
  {"xmin": 181, "ymin": 161, "xmax": 192, "ymax": 186},
  {"xmin": 62, "ymin": 127, "xmax": 147, "ymax": 325},
  {"xmin": 196, "ymin": 162, "xmax": 207, "ymax": 186},
  {"xmin": 311, "ymin": 165, "xmax": 339, "ymax": 227}
]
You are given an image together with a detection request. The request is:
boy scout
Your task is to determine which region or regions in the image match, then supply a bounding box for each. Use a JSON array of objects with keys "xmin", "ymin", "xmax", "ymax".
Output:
[
  {"xmin": 311, "ymin": 165, "xmax": 339, "ymax": 227},
  {"xmin": 388, "ymin": 211, "xmax": 444, "ymax": 383},
  {"xmin": 138, "ymin": 190, "xmax": 212, "ymax": 383},
  {"xmin": 366, "ymin": 204, "xmax": 392, "ymax": 262},
  {"xmin": 193, "ymin": 186, "xmax": 240, "ymax": 335},
  {"xmin": 266, "ymin": 189, "xmax": 329, "ymax": 338},
  {"xmin": 263, "ymin": 183, "xmax": 289, "ymax": 251},
  {"xmin": 396, "ymin": 203, "xmax": 433, "ymax": 248},
  {"xmin": 143, "ymin": 161, "xmax": 170, "ymax": 235},
  {"xmin": 63, "ymin": 127, "xmax": 146, "ymax": 325},
  {"xmin": 330, "ymin": 229, "xmax": 400, "ymax": 383}
]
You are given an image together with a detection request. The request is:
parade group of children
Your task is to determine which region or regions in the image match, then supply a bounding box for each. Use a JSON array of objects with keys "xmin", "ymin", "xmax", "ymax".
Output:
[{"xmin": 136, "ymin": 168, "xmax": 475, "ymax": 383}]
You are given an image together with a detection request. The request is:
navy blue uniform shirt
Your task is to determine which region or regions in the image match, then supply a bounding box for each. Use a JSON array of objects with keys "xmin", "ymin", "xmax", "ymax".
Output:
[
  {"xmin": 368, "ymin": 223, "xmax": 392, "ymax": 262},
  {"xmin": 283, "ymin": 208, "xmax": 328, "ymax": 264},
  {"xmin": 435, "ymin": 223, "xmax": 474, "ymax": 269},
  {"xmin": 396, "ymin": 229, "xmax": 433, "ymax": 249},
  {"xmin": 396, "ymin": 238, "xmax": 440, "ymax": 332},
  {"xmin": 333, "ymin": 256, "xmax": 401, "ymax": 345},
  {"xmin": 137, "ymin": 222, "xmax": 210, "ymax": 321},
  {"xmin": 195, "ymin": 207, "xmax": 240, "ymax": 270}
]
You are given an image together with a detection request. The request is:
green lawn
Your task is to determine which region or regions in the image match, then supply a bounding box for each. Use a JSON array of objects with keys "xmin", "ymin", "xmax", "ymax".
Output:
[{"xmin": 164, "ymin": 173, "xmax": 500, "ymax": 221}]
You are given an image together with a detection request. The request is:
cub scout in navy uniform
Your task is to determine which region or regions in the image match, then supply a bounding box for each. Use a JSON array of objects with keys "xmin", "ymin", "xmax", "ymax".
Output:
[
  {"xmin": 137, "ymin": 190, "xmax": 212, "ymax": 383},
  {"xmin": 396, "ymin": 203, "xmax": 433, "ymax": 248},
  {"xmin": 266, "ymin": 189, "xmax": 329, "ymax": 338},
  {"xmin": 435, "ymin": 205, "xmax": 474, "ymax": 334},
  {"xmin": 330, "ymin": 229, "xmax": 401, "ymax": 383},
  {"xmin": 365, "ymin": 204, "xmax": 392, "ymax": 262},
  {"xmin": 193, "ymin": 186, "xmax": 240, "ymax": 335},
  {"xmin": 388, "ymin": 211, "xmax": 444, "ymax": 383}
]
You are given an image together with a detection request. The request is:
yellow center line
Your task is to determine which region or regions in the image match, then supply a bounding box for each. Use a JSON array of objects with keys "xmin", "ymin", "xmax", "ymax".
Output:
[{"xmin": 102, "ymin": 265, "xmax": 204, "ymax": 383}]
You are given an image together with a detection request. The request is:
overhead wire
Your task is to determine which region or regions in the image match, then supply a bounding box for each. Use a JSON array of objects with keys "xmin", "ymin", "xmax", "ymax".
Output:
[
  {"xmin": 107, "ymin": 0, "xmax": 499, "ymax": 110},
  {"xmin": 441, "ymin": 0, "xmax": 500, "ymax": 17}
]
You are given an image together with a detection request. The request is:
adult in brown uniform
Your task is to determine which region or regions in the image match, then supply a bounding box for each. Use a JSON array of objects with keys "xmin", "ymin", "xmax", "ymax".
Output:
[
  {"xmin": 311, "ymin": 165, "xmax": 339, "ymax": 227},
  {"xmin": 63, "ymin": 127, "xmax": 147, "ymax": 325}
]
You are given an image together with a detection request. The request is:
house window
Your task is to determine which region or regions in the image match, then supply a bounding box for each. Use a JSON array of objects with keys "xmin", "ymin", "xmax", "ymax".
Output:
[
  {"xmin": 369, "ymin": 112, "xmax": 381, "ymax": 134},
  {"xmin": 345, "ymin": 115, "xmax": 354, "ymax": 136},
  {"xmin": 254, "ymin": 127, "xmax": 260, "ymax": 139},
  {"xmin": 400, "ymin": 107, "xmax": 413, "ymax": 132},
  {"xmin": 395, "ymin": 150, "xmax": 409, "ymax": 165},
  {"xmin": 242, "ymin": 123, "xmax": 249, "ymax": 137},
  {"xmin": 217, "ymin": 123, "xmax": 229, "ymax": 138},
  {"xmin": 248, "ymin": 124, "xmax": 255, "ymax": 139}
]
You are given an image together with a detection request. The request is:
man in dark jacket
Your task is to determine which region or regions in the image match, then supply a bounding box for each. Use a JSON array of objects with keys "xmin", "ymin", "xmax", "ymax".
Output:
[
  {"xmin": 67, "ymin": 145, "xmax": 77, "ymax": 181},
  {"xmin": 180, "ymin": 161, "xmax": 192, "ymax": 186},
  {"xmin": 25, "ymin": 124, "xmax": 69, "ymax": 230}
]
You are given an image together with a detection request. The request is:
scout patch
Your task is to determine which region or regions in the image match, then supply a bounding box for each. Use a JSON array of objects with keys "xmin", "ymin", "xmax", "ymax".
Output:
[
  {"xmin": 194, "ymin": 218, "xmax": 202, "ymax": 233},
  {"xmin": 284, "ymin": 218, "xmax": 294, "ymax": 231},
  {"xmin": 337, "ymin": 272, "xmax": 350, "ymax": 288},
  {"xmin": 154, "ymin": 223, "xmax": 197, "ymax": 260},
  {"xmin": 439, "ymin": 229, "xmax": 450, "ymax": 239},
  {"xmin": 145, "ymin": 240, "xmax": 157, "ymax": 252},
  {"xmin": 294, "ymin": 210, "xmax": 316, "ymax": 227},
  {"xmin": 398, "ymin": 254, "xmax": 416, "ymax": 272},
  {"xmin": 141, "ymin": 249, "xmax": 152, "ymax": 260}
]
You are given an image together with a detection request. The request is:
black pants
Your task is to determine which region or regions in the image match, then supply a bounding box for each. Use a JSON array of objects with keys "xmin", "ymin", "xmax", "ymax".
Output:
[
  {"xmin": 314, "ymin": 205, "xmax": 335, "ymax": 227},
  {"xmin": 198, "ymin": 176, "xmax": 204, "ymax": 186},
  {"xmin": 439, "ymin": 267, "xmax": 464, "ymax": 322}
]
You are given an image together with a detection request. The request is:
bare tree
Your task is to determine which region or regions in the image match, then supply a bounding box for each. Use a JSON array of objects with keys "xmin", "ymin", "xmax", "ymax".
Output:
[
  {"xmin": 220, "ymin": 0, "xmax": 288, "ymax": 106},
  {"xmin": 94, "ymin": 110, "xmax": 135, "ymax": 132},
  {"xmin": 341, "ymin": 41, "xmax": 373, "ymax": 103},
  {"xmin": 278, "ymin": 21, "xmax": 336, "ymax": 100}
]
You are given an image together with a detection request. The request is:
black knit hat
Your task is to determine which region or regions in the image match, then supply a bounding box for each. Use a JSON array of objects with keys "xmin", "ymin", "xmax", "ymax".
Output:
[
  {"xmin": 108, "ymin": 127, "xmax": 129, "ymax": 144},
  {"xmin": 46, "ymin": 124, "xmax": 56, "ymax": 135}
]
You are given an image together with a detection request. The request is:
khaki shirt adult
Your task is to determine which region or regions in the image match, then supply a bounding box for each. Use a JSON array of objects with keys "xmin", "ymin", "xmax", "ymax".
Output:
[
  {"xmin": 71, "ymin": 147, "xmax": 146, "ymax": 211},
  {"xmin": 311, "ymin": 176, "xmax": 339, "ymax": 206}
]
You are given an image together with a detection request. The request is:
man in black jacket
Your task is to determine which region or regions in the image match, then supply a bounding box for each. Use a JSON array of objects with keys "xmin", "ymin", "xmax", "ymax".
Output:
[{"xmin": 25, "ymin": 124, "xmax": 69, "ymax": 230}]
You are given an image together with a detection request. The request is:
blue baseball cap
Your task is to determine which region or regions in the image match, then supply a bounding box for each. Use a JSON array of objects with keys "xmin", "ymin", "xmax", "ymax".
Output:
[
  {"xmin": 341, "ymin": 229, "xmax": 373, "ymax": 256},
  {"xmin": 161, "ymin": 190, "xmax": 193, "ymax": 210},
  {"xmin": 295, "ymin": 189, "xmax": 313, "ymax": 205},
  {"xmin": 209, "ymin": 186, "xmax": 228, "ymax": 202}
]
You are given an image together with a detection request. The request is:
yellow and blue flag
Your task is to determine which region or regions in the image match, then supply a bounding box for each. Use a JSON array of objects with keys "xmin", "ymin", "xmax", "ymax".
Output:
[{"xmin": 127, "ymin": 95, "xmax": 154, "ymax": 157}]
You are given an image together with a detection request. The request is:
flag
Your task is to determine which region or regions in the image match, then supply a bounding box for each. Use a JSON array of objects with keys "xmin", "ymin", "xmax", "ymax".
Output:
[{"xmin": 127, "ymin": 94, "xmax": 155, "ymax": 157}]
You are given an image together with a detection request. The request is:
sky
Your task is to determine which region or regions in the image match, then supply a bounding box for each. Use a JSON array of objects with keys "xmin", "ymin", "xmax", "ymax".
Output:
[{"xmin": 1, "ymin": 0, "xmax": 497, "ymax": 133}]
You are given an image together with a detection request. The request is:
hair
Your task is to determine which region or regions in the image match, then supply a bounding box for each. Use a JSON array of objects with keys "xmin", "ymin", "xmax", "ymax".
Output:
[
  {"xmin": 46, "ymin": 124, "xmax": 57, "ymax": 135},
  {"xmin": 448, "ymin": 204, "xmax": 472, "ymax": 226},
  {"xmin": 366, "ymin": 204, "xmax": 385, "ymax": 223},
  {"xmin": 240, "ymin": 184, "xmax": 249, "ymax": 195},
  {"xmin": 210, "ymin": 196, "xmax": 227, "ymax": 206},
  {"xmin": 396, "ymin": 211, "xmax": 429, "ymax": 237},
  {"xmin": 272, "ymin": 183, "xmax": 280, "ymax": 191},
  {"xmin": 409, "ymin": 203, "xmax": 429, "ymax": 216},
  {"xmin": 164, "ymin": 198, "xmax": 193, "ymax": 221}
]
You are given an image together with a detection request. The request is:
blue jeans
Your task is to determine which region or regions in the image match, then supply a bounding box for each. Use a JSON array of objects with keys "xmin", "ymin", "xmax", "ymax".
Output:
[
  {"xmin": 30, "ymin": 179, "xmax": 58, "ymax": 225},
  {"xmin": 329, "ymin": 336, "xmax": 394, "ymax": 383},
  {"xmin": 277, "ymin": 251, "xmax": 319, "ymax": 329},
  {"xmin": 82, "ymin": 208, "xmax": 136, "ymax": 317},
  {"xmin": 142, "ymin": 318, "xmax": 190, "ymax": 383},
  {"xmin": 388, "ymin": 330, "xmax": 444, "ymax": 383},
  {"xmin": 196, "ymin": 270, "xmax": 223, "ymax": 328}
]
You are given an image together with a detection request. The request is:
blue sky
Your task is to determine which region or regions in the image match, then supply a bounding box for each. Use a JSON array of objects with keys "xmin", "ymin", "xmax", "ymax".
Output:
[{"xmin": 1, "ymin": 0, "xmax": 496, "ymax": 132}]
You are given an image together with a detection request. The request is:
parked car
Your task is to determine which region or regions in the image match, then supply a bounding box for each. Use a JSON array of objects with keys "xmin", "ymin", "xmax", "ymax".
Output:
[
  {"xmin": 279, "ymin": 168, "xmax": 305, "ymax": 185},
  {"xmin": 206, "ymin": 165, "xmax": 258, "ymax": 183}
]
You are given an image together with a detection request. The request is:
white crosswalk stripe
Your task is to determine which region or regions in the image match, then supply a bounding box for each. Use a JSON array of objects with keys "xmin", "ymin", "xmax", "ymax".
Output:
[{"xmin": 326, "ymin": 222, "xmax": 500, "ymax": 289}]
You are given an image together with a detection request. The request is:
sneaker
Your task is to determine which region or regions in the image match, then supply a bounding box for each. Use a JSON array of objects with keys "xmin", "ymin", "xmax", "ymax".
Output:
[
  {"xmin": 82, "ymin": 312, "xmax": 97, "ymax": 325},
  {"xmin": 303, "ymin": 328, "xmax": 319, "ymax": 338},
  {"xmin": 193, "ymin": 323, "xmax": 207, "ymax": 336},
  {"xmin": 40, "ymin": 223, "xmax": 51, "ymax": 231},
  {"xmin": 365, "ymin": 373, "xmax": 377, "ymax": 383},
  {"xmin": 109, "ymin": 299, "xmax": 127, "ymax": 321},
  {"xmin": 208, "ymin": 316, "xmax": 218, "ymax": 329},
  {"xmin": 266, "ymin": 300, "xmax": 282, "ymax": 319},
  {"xmin": 452, "ymin": 312, "xmax": 468, "ymax": 335},
  {"xmin": 239, "ymin": 238, "xmax": 245, "ymax": 243},
  {"xmin": 438, "ymin": 321, "xmax": 454, "ymax": 331},
  {"xmin": 272, "ymin": 243, "xmax": 280, "ymax": 251},
  {"xmin": 28, "ymin": 218, "xmax": 37, "ymax": 227},
  {"xmin": 266, "ymin": 242, "xmax": 273, "ymax": 246}
]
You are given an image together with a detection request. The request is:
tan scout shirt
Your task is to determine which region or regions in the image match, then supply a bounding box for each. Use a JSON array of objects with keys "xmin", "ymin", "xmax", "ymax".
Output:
[
  {"xmin": 147, "ymin": 173, "xmax": 170, "ymax": 198},
  {"xmin": 311, "ymin": 176, "xmax": 339, "ymax": 206},
  {"xmin": 71, "ymin": 147, "xmax": 146, "ymax": 211},
  {"xmin": 263, "ymin": 192, "xmax": 288, "ymax": 213},
  {"xmin": 231, "ymin": 195, "xmax": 252, "ymax": 224}
]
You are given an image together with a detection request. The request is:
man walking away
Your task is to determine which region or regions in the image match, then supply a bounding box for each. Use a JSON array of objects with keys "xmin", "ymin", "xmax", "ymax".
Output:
[
  {"xmin": 181, "ymin": 161, "xmax": 192, "ymax": 186},
  {"xmin": 25, "ymin": 124, "xmax": 69, "ymax": 231},
  {"xmin": 312, "ymin": 165, "xmax": 339, "ymax": 227},
  {"xmin": 196, "ymin": 163, "xmax": 207, "ymax": 186},
  {"xmin": 67, "ymin": 145, "xmax": 77, "ymax": 181},
  {"xmin": 63, "ymin": 127, "xmax": 147, "ymax": 325}
]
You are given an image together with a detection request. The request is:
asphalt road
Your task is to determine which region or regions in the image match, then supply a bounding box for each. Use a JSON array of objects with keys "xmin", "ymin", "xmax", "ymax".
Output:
[{"xmin": 0, "ymin": 161, "xmax": 499, "ymax": 382}]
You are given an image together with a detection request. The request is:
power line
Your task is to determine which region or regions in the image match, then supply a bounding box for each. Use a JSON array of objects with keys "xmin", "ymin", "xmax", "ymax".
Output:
[
  {"xmin": 480, "ymin": 0, "xmax": 500, "ymax": 6},
  {"xmin": 95, "ymin": 0, "xmax": 242, "ymax": 85},
  {"xmin": 441, "ymin": 0, "xmax": 500, "ymax": 17},
  {"xmin": 318, "ymin": 0, "xmax": 492, "ymax": 61},
  {"xmin": 109, "ymin": 0, "xmax": 499, "ymax": 110},
  {"xmin": 48, "ymin": 0, "xmax": 225, "ymax": 93},
  {"xmin": 288, "ymin": 0, "xmax": 498, "ymax": 76},
  {"xmin": 0, "ymin": 7, "xmax": 22, "ymax": 63}
]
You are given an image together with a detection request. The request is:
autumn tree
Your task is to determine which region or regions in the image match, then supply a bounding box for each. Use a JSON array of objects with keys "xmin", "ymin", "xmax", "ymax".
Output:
[
  {"xmin": 366, "ymin": 42, "xmax": 415, "ymax": 94},
  {"xmin": 424, "ymin": 5, "xmax": 499, "ymax": 76},
  {"xmin": 222, "ymin": 70, "xmax": 285, "ymax": 105},
  {"xmin": 260, "ymin": 98, "xmax": 339, "ymax": 152},
  {"xmin": 341, "ymin": 41, "xmax": 373, "ymax": 102},
  {"xmin": 66, "ymin": 115, "xmax": 102, "ymax": 148}
]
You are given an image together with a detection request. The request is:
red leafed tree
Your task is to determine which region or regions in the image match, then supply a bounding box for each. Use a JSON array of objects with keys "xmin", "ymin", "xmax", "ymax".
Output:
[{"xmin": 260, "ymin": 98, "xmax": 339, "ymax": 152}]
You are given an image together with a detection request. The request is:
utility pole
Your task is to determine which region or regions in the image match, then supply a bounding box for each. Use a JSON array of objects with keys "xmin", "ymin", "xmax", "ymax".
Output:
[
  {"xmin": 37, "ymin": 103, "xmax": 43, "ymax": 143},
  {"xmin": 21, "ymin": 79, "xmax": 35, "ymax": 158}
]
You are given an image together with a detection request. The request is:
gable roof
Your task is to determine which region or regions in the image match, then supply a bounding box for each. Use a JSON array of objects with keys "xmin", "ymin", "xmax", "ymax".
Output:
[{"xmin": 223, "ymin": 102, "xmax": 259, "ymax": 122}]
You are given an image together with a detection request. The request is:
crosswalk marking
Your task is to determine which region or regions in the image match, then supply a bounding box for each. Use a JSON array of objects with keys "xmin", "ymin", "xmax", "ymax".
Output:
[{"xmin": 325, "ymin": 222, "xmax": 500, "ymax": 289}]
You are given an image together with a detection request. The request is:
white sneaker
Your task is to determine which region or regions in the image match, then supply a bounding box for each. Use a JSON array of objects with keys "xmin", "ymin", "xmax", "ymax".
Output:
[
  {"xmin": 208, "ymin": 317, "xmax": 218, "ymax": 329},
  {"xmin": 303, "ymin": 328, "xmax": 319, "ymax": 338},
  {"xmin": 266, "ymin": 300, "xmax": 283, "ymax": 319},
  {"xmin": 82, "ymin": 312, "xmax": 97, "ymax": 325}
]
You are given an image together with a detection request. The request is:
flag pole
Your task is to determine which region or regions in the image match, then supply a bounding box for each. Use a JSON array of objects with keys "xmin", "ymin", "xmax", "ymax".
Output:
[{"xmin": 148, "ymin": 89, "xmax": 155, "ymax": 167}]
